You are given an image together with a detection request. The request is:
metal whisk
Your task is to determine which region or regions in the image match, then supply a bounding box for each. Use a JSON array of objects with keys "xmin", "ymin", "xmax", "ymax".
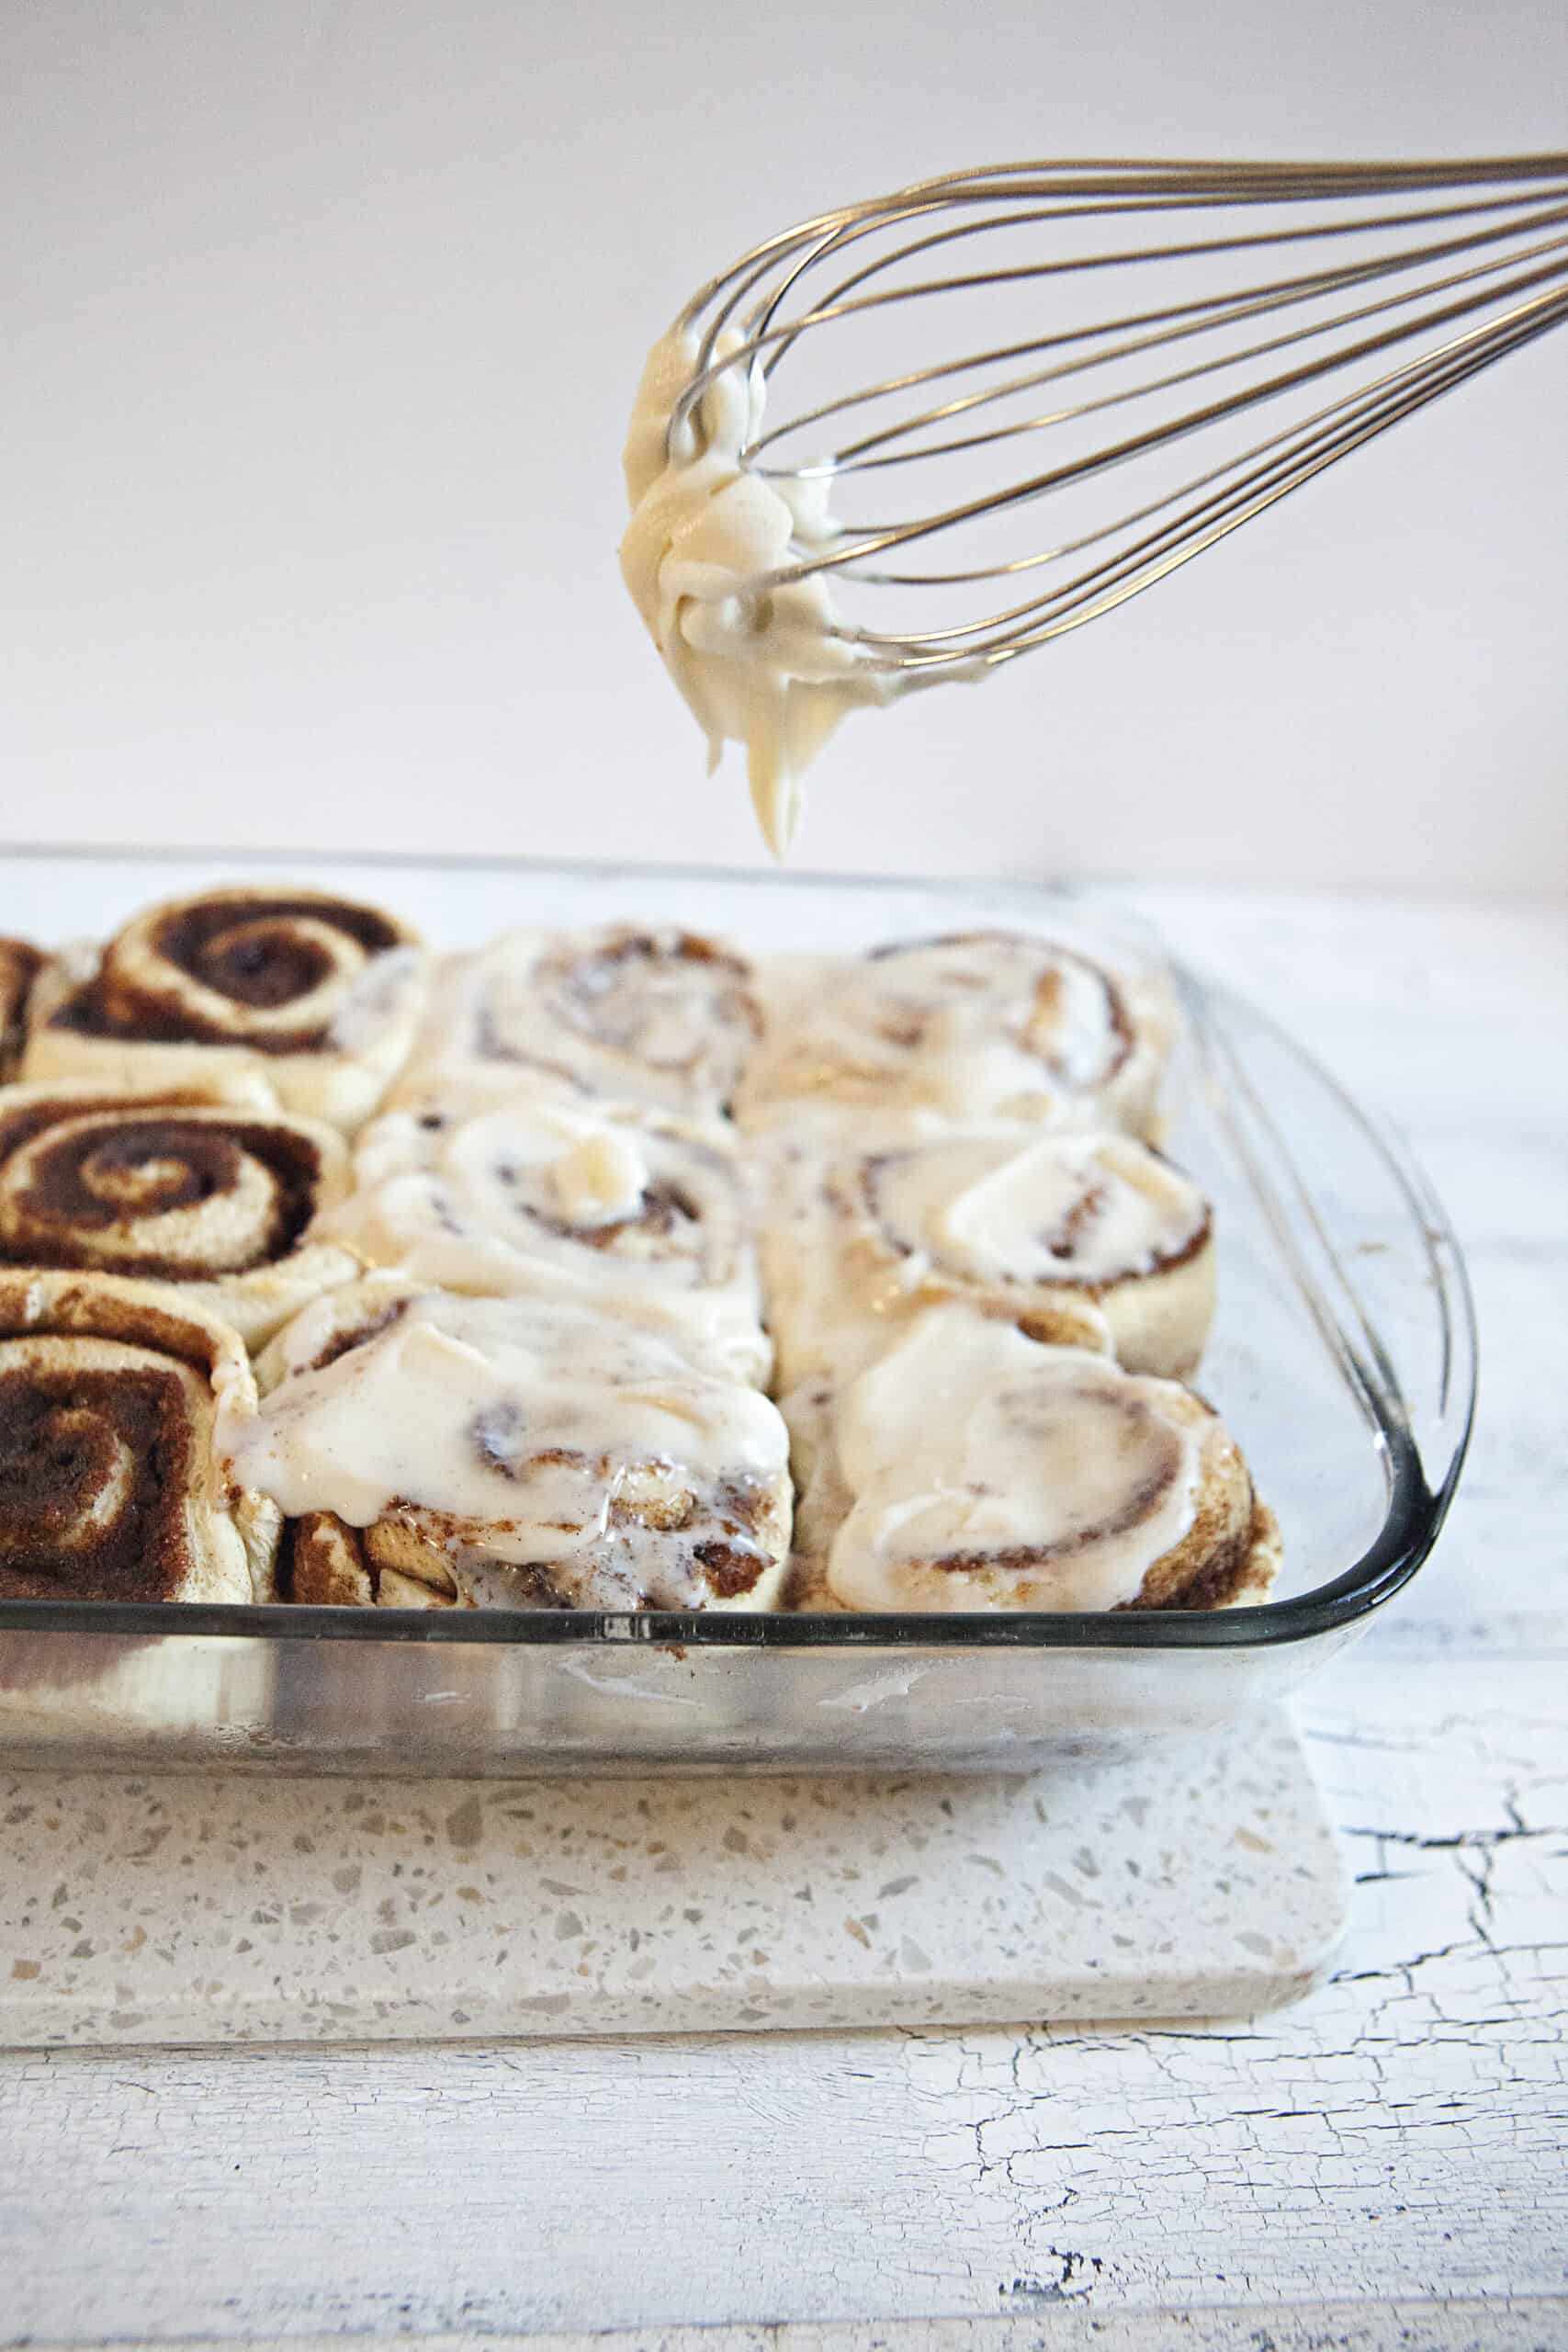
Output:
[{"xmin": 667, "ymin": 155, "xmax": 1568, "ymax": 676}]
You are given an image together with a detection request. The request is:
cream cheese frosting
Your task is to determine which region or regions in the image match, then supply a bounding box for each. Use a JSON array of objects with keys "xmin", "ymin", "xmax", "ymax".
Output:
[
  {"xmin": 397, "ymin": 927, "xmax": 761, "ymax": 1121},
  {"xmin": 824, "ymin": 1308, "xmax": 1203, "ymax": 1614},
  {"xmin": 318, "ymin": 1079, "xmax": 771, "ymax": 1386},
  {"xmin": 755, "ymin": 1116, "xmax": 1213, "ymax": 1393},
  {"xmin": 870, "ymin": 1127, "xmax": 1207, "ymax": 1289},
  {"xmin": 738, "ymin": 935, "xmax": 1179, "ymax": 1136},
  {"xmin": 551, "ymin": 1125, "xmax": 649, "ymax": 1226},
  {"xmin": 228, "ymin": 1283, "xmax": 791, "ymax": 1611},
  {"xmin": 620, "ymin": 326, "xmax": 898, "ymax": 855}
]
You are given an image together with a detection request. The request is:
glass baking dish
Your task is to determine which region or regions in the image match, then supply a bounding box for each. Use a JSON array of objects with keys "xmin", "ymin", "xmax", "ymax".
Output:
[{"xmin": 0, "ymin": 847, "xmax": 1474, "ymax": 1777}]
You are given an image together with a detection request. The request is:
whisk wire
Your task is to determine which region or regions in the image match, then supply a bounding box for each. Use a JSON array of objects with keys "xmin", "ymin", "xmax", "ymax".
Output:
[
  {"xmin": 850, "ymin": 280, "xmax": 1568, "ymax": 665},
  {"xmin": 668, "ymin": 156, "xmax": 1568, "ymax": 673},
  {"xmin": 757, "ymin": 202, "xmax": 1568, "ymax": 470}
]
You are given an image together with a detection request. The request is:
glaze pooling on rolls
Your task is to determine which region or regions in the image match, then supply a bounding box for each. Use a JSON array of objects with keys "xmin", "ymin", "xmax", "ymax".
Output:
[
  {"xmin": 739, "ymin": 932, "xmax": 1178, "ymax": 1135},
  {"xmin": 0, "ymin": 941, "xmax": 43, "ymax": 1080},
  {"xmin": 861, "ymin": 1125, "xmax": 1215, "ymax": 1379},
  {"xmin": 322, "ymin": 1079, "xmax": 770, "ymax": 1385},
  {"xmin": 758, "ymin": 1121, "xmax": 1214, "ymax": 1394},
  {"xmin": 403, "ymin": 925, "xmax": 761, "ymax": 1117},
  {"xmin": 0, "ymin": 1086, "xmax": 360, "ymax": 1349},
  {"xmin": 816, "ymin": 1307, "xmax": 1278, "ymax": 1615},
  {"xmin": 233, "ymin": 1277, "xmax": 793, "ymax": 1613},
  {"xmin": 0, "ymin": 1269, "xmax": 279, "ymax": 1602},
  {"xmin": 25, "ymin": 887, "xmax": 428, "ymax": 1132}
]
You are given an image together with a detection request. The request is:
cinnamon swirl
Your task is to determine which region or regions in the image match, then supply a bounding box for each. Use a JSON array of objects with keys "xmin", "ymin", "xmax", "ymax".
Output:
[
  {"xmin": 400, "ymin": 925, "xmax": 760, "ymax": 1116},
  {"xmin": 25, "ymin": 887, "xmax": 427, "ymax": 1132},
  {"xmin": 0, "ymin": 1269, "xmax": 280, "ymax": 1602},
  {"xmin": 761, "ymin": 1120, "xmax": 1214, "ymax": 1392},
  {"xmin": 802, "ymin": 1306, "xmax": 1278, "ymax": 1615},
  {"xmin": 232, "ymin": 1276, "xmax": 793, "ymax": 1612},
  {"xmin": 0, "ymin": 940, "xmax": 43, "ymax": 1080},
  {"xmin": 739, "ymin": 932, "xmax": 1177, "ymax": 1136},
  {"xmin": 0, "ymin": 1084, "xmax": 360, "ymax": 1348},
  {"xmin": 322, "ymin": 1076, "xmax": 769, "ymax": 1385}
]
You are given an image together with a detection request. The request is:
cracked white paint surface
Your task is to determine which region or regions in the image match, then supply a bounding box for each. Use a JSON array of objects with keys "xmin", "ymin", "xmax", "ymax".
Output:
[
  {"xmin": 13, "ymin": 2311, "xmax": 1568, "ymax": 2352},
  {"xmin": 0, "ymin": 889, "xmax": 1563, "ymax": 2346}
]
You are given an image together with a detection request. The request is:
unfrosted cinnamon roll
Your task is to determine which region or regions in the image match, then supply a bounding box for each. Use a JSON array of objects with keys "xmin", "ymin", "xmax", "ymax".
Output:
[
  {"xmin": 1, "ymin": 940, "xmax": 43, "ymax": 1080},
  {"xmin": 0, "ymin": 1269, "xmax": 279, "ymax": 1602},
  {"xmin": 739, "ymin": 931, "xmax": 1177, "ymax": 1136},
  {"xmin": 0, "ymin": 1084, "xmax": 360, "ymax": 1349},
  {"xmin": 761, "ymin": 1119, "xmax": 1213, "ymax": 1391},
  {"xmin": 322, "ymin": 1075, "xmax": 769, "ymax": 1385},
  {"xmin": 773, "ymin": 1381, "xmax": 852, "ymax": 1613},
  {"xmin": 400, "ymin": 924, "xmax": 760, "ymax": 1116},
  {"xmin": 232, "ymin": 1275, "xmax": 792, "ymax": 1612},
  {"xmin": 794, "ymin": 1305, "xmax": 1278, "ymax": 1615},
  {"xmin": 24, "ymin": 886, "xmax": 427, "ymax": 1131},
  {"xmin": 278, "ymin": 1509, "xmax": 459, "ymax": 1611}
]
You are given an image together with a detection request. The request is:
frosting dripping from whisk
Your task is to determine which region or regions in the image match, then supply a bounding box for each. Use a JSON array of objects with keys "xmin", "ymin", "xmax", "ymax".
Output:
[{"xmin": 620, "ymin": 327, "xmax": 899, "ymax": 857}]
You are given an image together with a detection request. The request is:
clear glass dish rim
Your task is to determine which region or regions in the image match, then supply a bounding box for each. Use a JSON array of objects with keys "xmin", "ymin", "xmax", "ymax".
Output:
[{"xmin": 0, "ymin": 841, "xmax": 1477, "ymax": 1657}]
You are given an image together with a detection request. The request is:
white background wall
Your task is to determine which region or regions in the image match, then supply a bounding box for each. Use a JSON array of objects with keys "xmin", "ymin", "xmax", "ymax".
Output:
[{"xmin": 2, "ymin": 0, "xmax": 1564, "ymax": 898}]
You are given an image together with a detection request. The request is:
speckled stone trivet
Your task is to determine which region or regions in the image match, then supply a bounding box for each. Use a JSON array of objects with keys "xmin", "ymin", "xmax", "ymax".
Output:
[{"xmin": 0, "ymin": 1715, "xmax": 1344, "ymax": 2044}]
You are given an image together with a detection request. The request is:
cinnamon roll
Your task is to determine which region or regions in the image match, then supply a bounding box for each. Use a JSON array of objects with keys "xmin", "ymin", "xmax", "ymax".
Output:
[
  {"xmin": 739, "ymin": 931, "xmax": 1178, "ymax": 1136},
  {"xmin": 773, "ymin": 1382, "xmax": 851, "ymax": 1613},
  {"xmin": 761, "ymin": 1119, "xmax": 1214, "ymax": 1392},
  {"xmin": 24, "ymin": 887, "xmax": 428, "ymax": 1132},
  {"xmin": 322, "ymin": 1075, "xmax": 770, "ymax": 1385},
  {"xmin": 800, "ymin": 1306, "xmax": 1279, "ymax": 1615},
  {"xmin": 400, "ymin": 924, "xmax": 760, "ymax": 1116},
  {"xmin": 233, "ymin": 1276, "xmax": 793, "ymax": 1612},
  {"xmin": 0, "ymin": 1268, "xmax": 280, "ymax": 1602},
  {"xmin": 1, "ymin": 940, "xmax": 43, "ymax": 1080},
  {"xmin": 0, "ymin": 1084, "xmax": 360, "ymax": 1349}
]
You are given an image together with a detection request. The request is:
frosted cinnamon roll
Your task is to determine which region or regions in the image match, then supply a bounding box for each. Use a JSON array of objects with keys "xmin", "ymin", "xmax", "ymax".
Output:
[
  {"xmin": 24, "ymin": 886, "xmax": 427, "ymax": 1132},
  {"xmin": 761, "ymin": 1120, "xmax": 1213, "ymax": 1390},
  {"xmin": 804, "ymin": 1306, "xmax": 1278, "ymax": 1615},
  {"xmin": 401, "ymin": 924, "xmax": 760, "ymax": 1116},
  {"xmin": 0, "ymin": 1084, "xmax": 359, "ymax": 1350},
  {"xmin": 739, "ymin": 932, "xmax": 1177, "ymax": 1136},
  {"xmin": 232, "ymin": 1275, "xmax": 792, "ymax": 1612},
  {"xmin": 0, "ymin": 1269, "xmax": 279, "ymax": 1602},
  {"xmin": 0, "ymin": 940, "xmax": 43, "ymax": 1080},
  {"xmin": 322, "ymin": 1077, "xmax": 769, "ymax": 1385}
]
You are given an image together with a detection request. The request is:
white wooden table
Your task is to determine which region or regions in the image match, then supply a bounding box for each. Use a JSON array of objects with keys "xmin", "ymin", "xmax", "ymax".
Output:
[{"xmin": 2, "ymin": 886, "xmax": 1564, "ymax": 2352}]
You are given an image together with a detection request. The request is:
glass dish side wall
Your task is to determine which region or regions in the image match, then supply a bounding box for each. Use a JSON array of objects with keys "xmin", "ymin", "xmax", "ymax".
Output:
[
  {"xmin": 0, "ymin": 851, "xmax": 1474, "ymax": 1777},
  {"xmin": 0, "ymin": 1619, "xmax": 1374, "ymax": 1779}
]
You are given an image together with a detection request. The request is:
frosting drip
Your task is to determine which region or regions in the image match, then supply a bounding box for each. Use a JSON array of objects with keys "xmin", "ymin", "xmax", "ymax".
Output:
[{"xmin": 621, "ymin": 327, "xmax": 898, "ymax": 855}]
